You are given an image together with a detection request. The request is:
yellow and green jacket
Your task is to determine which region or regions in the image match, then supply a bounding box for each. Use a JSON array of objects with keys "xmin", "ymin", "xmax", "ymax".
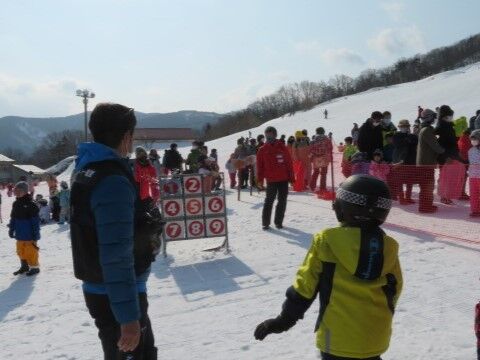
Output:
[
  {"xmin": 343, "ymin": 144, "xmax": 358, "ymax": 161},
  {"xmin": 281, "ymin": 226, "xmax": 402, "ymax": 358},
  {"xmin": 453, "ymin": 117, "xmax": 468, "ymax": 138}
]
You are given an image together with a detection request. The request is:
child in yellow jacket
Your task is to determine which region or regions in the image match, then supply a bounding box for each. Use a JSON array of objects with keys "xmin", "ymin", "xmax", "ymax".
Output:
[{"xmin": 255, "ymin": 175, "xmax": 403, "ymax": 360}]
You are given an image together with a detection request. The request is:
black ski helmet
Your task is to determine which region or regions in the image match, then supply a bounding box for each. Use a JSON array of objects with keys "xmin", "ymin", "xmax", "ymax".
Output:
[{"xmin": 334, "ymin": 175, "xmax": 392, "ymax": 227}]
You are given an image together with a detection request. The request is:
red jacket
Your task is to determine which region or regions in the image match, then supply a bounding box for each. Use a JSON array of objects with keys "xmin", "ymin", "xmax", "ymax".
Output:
[
  {"xmin": 134, "ymin": 160, "xmax": 158, "ymax": 200},
  {"xmin": 256, "ymin": 140, "xmax": 294, "ymax": 183},
  {"xmin": 457, "ymin": 134, "xmax": 471, "ymax": 162}
]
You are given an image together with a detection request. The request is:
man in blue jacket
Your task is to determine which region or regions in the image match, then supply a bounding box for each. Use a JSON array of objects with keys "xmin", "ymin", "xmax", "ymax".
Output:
[{"xmin": 70, "ymin": 103, "xmax": 161, "ymax": 359}]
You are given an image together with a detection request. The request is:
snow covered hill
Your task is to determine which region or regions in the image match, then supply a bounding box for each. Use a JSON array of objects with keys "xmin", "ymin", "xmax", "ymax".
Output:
[
  {"xmin": 209, "ymin": 63, "xmax": 480, "ymax": 162},
  {"xmin": 0, "ymin": 64, "xmax": 479, "ymax": 360}
]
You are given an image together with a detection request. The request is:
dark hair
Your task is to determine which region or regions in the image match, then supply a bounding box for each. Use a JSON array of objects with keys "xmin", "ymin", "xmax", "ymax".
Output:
[
  {"xmin": 383, "ymin": 111, "xmax": 391, "ymax": 117},
  {"xmin": 170, "ymin": 143, "xmax": 178, "ymax": 149},
  {"xmin": 371, "ymin": 111, "xmax": 384, "ymax": 120},
  {"xmin": 302, "ymin": 129, "xmax": 308, "ymax": 135},
  {"xmin": 476, "ymin": 110, "xmax": 480, "ymax": 116},
  {"xmin": 211, "ymin": 148, "xmax": 217, "ymax": 152},
  {"xmin": 316, "ymin": 127, "xmax": 325, "ymax": 135},
  {"xmin": 287, "ymin": 136, "xmax": 295, "ymax": 144},
  {"xmin": 89, "ymin": 103, "xmax": 136, "ymax": 148},
  {"xmin": 438, "ymin": 105, "xmax": 454, "ymax": 120},
  {"xmin": 344, "ymin": 136, "xmax": 353, "ymax": 144},
  {"xmin": 257, "ymin": 134, "xmax": 265, "ymax": 142},
  {"xmin": 265, "ymin": 126, "xmax": 277, "ymax": 137}
]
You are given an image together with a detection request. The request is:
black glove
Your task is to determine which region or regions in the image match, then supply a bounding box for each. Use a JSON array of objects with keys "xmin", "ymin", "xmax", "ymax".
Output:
[{"xmin": 254, "ymin": 314, "xmax": 297, "ymax": 341}]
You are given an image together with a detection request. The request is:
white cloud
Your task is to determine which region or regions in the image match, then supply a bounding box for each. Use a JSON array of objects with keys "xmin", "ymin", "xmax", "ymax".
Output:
[
  {"xmin": 0, "ymin": 74, "xmax": 88, "ymax": 117},
  {"xmin": 294, "ymin": 40, "xmax": 322, "ymax": 54},
  {"xmin": 321, "ymin": 48, "xmax": 366, "ymax": 66},
  {"xmin": 295, "ymin": 40, "xmax": 365, "ymax": 66},
  {"xmin": 381, "ymin": 1, "xmax": 405, "ymax": 22},
  {"xmin": 368, "ymin": 26, "xmax": 426, "ymax": 56}
]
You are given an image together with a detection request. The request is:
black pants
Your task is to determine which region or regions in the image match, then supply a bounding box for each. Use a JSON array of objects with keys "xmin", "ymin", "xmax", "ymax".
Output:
[
  {"xmin": 321, "ymin": 353, "xmax": 381, "ymax": 360},
  {"xmin": 84, "ymin": 292, "xmax": 157, "ymax": 360},
  {"xmin": 418, "ymin": 166, "xmax": 435, "ymax": 211},
  {"xmin": 262, "ymin": 181, "xmax": 289, "ymax": 227}
]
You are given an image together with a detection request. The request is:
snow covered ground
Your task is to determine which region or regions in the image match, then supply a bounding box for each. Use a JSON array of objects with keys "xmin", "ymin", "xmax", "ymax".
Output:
[{"xmin": 1, "ymin": 64, "xmax": 480, "ymax": 359}]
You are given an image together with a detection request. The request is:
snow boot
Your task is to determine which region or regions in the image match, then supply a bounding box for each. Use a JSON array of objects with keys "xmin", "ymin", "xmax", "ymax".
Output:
[
  {"xmin": 13, "ymin": 260, "xmax": 29, "ymax": 275},
  {"xmin": 26, "ymin": 268, "xmax": 40, "ymax": 277}
]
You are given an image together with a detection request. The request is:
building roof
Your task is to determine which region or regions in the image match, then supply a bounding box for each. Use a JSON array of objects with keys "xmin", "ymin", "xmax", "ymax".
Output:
[
  {"xmin": 13, "ymin": 164, "xmax": 45, "ymax": 174},
  {"xmin": 134, "ymin": 128, "xmax": 196, "ymax": 141},
  {"xmin": 0, "ymin": 154, "xmax": 15, "ymax": 162}
]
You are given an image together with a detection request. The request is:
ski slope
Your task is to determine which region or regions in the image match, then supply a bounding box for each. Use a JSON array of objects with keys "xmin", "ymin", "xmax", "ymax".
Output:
[{"xmin": 1, "ymin": 64, "xmax": 480, "ymax": 359}]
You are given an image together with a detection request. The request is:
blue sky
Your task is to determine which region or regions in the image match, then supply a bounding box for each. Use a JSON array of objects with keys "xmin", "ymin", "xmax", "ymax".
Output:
[{"xmin": 0, "ymin": 0, "xmax": 479, "ymax": 117}]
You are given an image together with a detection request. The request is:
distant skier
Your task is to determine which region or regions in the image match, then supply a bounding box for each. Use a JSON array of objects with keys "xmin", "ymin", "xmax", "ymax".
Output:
[
  {"xmin": 324, "ymin": 109, "xmax": 328, "ymax": 119},
  {"xmin": 468, "ymin": 130, "xmax": 480, "ymax": 217},
  {"xmin": 417, "ymin": 109, "xmax": 444, "ymax": 213},
  {"xmin": 358, "ymin": 112, "xmax": 384, "ymax": 160},
  {"xmin": 417, "ymin": 105, "xmax": 424, "ymax": 121},
  {"xmin": 9, "ymin": 181, "xmax": 41, "ymax": 276},
  {"xmin": 369, "ymin": 149, "xmax": 390, "ymax": 182},
  {"xmin": 148, "ymin": 149, "xmax": 162, "ymax": 177},
  {"xmin": 469, "ymin": 110, "xmax": 480, "ymax": 131},
  {"xmin": 309, "ymin": 127, "xmax": 332, "ymax": 192},
  {"xmin": 7, "ymin": 183, "xmax": 13, "ymax": 197},
  {"xmin": 254, "ymin": 175, "xmax": 402, "ymax": 360},
  {"xmin": 134, "ymin": 147, "xmax": 159, "ymax": 202},
  {"xmin": 351, "ymin": 123, "xmax": 360, "ymax": 145},
  {"xmin": 164, "ymin": 143, "xmax": 184, "ymax": 174},
  {"xmin": 58, "ymin": 181, "xmax": 71, "ymax": 224}
]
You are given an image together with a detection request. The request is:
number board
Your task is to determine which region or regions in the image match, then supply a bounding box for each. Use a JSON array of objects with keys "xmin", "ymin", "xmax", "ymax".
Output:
[
  {"xmin": 160, "ymin": 173, "xmax": 228, "ymax": 249},
  {"xmin": 205, "ymin": 195, "xmax": 225, "ymax": 215},
  {"xmin": 160, "ymin": 178, "xmax": 182, "ymax": 197},
  {"xmin": 162, "ymin": 199, "xmax": 184, "ymax": 218},
  {"xmin": 164, "ymin": 221, "xmax": 186, "ymax": 241},
  {"xmin": 185, "ymin": 198, "xmax": 203, "ymax": 216},
  {"xmin": 206, "ymin": 218, "xmax": 226, "ymax": 237},
  {"xmin": 183, "ymin": 175, "xmax": 202, "ymax": 195},
  {"xmin": 186, "ymin": 219, "xmax": 206, "ymax": 238}
]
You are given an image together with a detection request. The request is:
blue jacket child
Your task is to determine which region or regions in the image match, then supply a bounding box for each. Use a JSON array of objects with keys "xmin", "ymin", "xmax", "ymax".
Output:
[{"xmin": 9, "ymin": 181, "xmax": 41, "ymax": 276}]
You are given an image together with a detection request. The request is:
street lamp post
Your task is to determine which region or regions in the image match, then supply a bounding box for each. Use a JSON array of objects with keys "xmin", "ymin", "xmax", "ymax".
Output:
[{"xmin": 75, "ymin": 89, "xmax": 95, "ymax": 142}]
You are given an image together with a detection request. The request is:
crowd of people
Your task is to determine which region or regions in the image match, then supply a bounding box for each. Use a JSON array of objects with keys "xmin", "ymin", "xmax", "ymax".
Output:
[
  {"xmin": 339, "ymin": 106, "xmax": 480, "ymax": 216},
  {"xmin": 228, "ymin": 127, "xmax": 334, "ymax": 194},
  {"xmin": 130, "ymin": 140, "xmax": 224, "ymax": 202}
]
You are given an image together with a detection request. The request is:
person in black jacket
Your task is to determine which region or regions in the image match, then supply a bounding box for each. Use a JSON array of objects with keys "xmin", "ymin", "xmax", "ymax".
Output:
[
  {"xmin": 435, "ymin": 105, "xmax": 463, "ymax": 205},
  {"xmin": 391, "ymin": 120, "xmax": 418, "ymax": 204},
  {"xmin": 470, "ymin": 110, "xmax": 480, "ymax": 131},
  {"xmin": 357, "ymin": 111, "xmax": 384, "ymax": 160},
  {"xmin": 163, "ymin": 143, "xmax": 184, "ymax": 173}
]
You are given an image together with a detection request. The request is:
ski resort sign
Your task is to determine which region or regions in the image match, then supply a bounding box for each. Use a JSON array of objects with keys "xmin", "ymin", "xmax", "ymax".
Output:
[{"xmin": 159, "ymin": 173, "xmax": 229, "ymax": 255}]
